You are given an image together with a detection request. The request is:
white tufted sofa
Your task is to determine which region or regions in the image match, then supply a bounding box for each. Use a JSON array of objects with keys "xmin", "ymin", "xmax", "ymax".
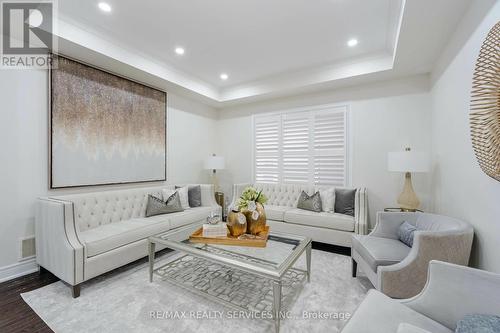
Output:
[
  {"xmin": 230, "ymin": 183, "xmax": 368, "ymax": 247},
  {"xmin": 36, "ymin": 184, "xmax": 220, "ymax": 297}
]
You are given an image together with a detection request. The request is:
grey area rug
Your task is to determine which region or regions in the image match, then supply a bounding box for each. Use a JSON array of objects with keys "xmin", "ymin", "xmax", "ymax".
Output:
[{"xmin": 22, "ymin": 249, "xmax": 371, "ymax": 333}]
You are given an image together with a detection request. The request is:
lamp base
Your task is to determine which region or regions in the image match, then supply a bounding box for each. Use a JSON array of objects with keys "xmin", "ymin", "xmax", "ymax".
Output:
[{"xmin": 397, "ymin": 172, "xmax": 420, "ymax": 211}]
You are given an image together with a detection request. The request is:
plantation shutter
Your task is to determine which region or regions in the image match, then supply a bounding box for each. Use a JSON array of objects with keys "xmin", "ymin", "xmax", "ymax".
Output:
[
  {"xmin": 254, "ymin": 105, "xmax": 347, "ymax": 186},
  {"xmin": 282, "ymin": 113, "xmax": 311, "ymax": 183},
  {"xmin": 312, "ymin": 108, "xmax": 347, "ymax": 186},
  {"xmin": 254, "ymin": 115, "xmax": 281, "ymax": 183}
]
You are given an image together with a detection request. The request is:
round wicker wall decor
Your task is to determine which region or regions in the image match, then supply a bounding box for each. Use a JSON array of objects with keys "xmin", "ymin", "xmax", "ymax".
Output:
[{"xmin": 470, "ymin": 21, "xmax": 500, "ymax": 181}]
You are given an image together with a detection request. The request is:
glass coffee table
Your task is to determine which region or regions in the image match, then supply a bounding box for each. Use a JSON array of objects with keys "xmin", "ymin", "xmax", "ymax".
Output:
[{"xmin": 148, "ymin": 223, "xmax": 312, "ymax": 332}]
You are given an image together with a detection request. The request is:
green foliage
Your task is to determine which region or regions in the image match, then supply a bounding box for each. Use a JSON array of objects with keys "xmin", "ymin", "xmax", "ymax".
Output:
[{"xmin": 237, "ymin": 187, "xmax": 268, "ymax": 211}]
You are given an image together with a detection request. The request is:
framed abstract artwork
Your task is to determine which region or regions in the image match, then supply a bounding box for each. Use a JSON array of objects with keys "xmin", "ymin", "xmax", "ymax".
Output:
[{"xmin": 49, "ymin": 55, "xmax": 167, "ymax": 188}]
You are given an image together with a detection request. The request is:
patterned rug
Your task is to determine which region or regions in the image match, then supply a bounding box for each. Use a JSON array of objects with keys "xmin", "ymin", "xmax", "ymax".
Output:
[{"xmin": 22, "ymin": 249, "xmax": 371, "ymax": 333}]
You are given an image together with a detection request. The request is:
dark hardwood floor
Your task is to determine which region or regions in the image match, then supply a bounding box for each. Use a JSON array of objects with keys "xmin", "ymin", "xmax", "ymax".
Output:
[
  {"xmin": 0, "ymin": 269, "xmax": 58, "ymax": 333},
  {"xmin": 0, "ymin": 243, "xmax": 349, "ymax": 333}
]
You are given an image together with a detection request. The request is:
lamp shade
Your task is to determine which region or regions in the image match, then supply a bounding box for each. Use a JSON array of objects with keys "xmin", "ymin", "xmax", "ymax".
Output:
[
  {"xmin": 204, "ymin": 155, "xmax": 225, "ymax": 170},
  {"xmin": 388, "ymin": 150, "xmax": 430, "ymax": 173}
]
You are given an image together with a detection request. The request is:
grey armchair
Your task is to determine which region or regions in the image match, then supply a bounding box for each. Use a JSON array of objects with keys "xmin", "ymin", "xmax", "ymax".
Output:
[
  {"xmin": 351, "ymin": 212, "xmax": 473, "ymax": 298},
  {"xmin": 342, "ymin": 260, "xmax": 500, "ymax": 333}
]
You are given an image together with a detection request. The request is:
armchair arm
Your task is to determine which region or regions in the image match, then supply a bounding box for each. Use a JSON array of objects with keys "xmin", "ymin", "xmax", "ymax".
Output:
[
  {"xmin": 229, "ymin": 183, "xmax": 252, "ymax": 210},
  {"xmin": 35, "ymin": 198, "xmax": 84, "ymax": 285},
  {"xmin": 199, "ymin": 184, "xmax": 221, "ymax": 215},
  {"xmin": 354, "ymin": 187, "xmax": 368, "ymax": 234},
  {"xmin": 401, "ymin": 260, "xmax": 500, "ymax": 330},
  {"xmin": 377, "ymin": 229, "xmax": 474, "ymax": 299},
  {"xmin": 370, "ymin": 212, "xmax": 419, "ymax": 239}
]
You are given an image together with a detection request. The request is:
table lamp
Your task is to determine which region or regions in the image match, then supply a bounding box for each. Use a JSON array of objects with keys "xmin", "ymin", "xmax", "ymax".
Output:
[
  {"xmin": 204, "ymin": 154, "xmax": 225, "ymax": 193},
  {"xmin": 388, "ymin": 148, "xmax": 430, "ymax": 211}
]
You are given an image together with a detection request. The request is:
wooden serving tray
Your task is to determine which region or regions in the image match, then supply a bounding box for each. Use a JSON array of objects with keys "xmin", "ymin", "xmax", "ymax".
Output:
[{"xmin": 189, "ymin": 225, "xmax": 270, "ymax": 248}]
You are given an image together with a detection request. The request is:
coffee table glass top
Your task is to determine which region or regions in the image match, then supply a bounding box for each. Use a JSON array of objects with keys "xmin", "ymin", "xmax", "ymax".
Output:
[{"xmin": 150, "ymin": 226, "xmax": 311, "ymax": 279}]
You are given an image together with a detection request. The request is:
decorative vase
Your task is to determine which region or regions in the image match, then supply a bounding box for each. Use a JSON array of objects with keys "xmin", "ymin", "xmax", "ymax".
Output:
[
  {"xmin": 244, "ymin": 202, "xmax": 267, "ymax": 235},
  {"xmin": 227, "ymin": 209, "xmax": 247, "ymax": 237}
]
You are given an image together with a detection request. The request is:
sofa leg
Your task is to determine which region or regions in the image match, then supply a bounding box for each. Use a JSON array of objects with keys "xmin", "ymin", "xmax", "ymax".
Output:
[
  {"xmin": 72, "ymin": 284, "xmax": 81, "ymax": 298},
  {"xmin": 351, "ymin": 259, "xmax": 357, "ymax": 278}
]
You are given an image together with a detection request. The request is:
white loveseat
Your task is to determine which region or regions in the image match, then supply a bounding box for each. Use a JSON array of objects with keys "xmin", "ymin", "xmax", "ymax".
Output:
[
  {"xmin": 36, "ymin": 184, "xmax": 220, "ymax": 297},
  {"xmin": 230, "ymin": 183, "xmax": 368, "ymax": 247}
]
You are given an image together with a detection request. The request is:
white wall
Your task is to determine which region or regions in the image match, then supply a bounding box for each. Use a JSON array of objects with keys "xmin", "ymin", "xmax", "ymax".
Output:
[
  {"xmin": 430, "ymin": 0, "xmax": 500, "ymax": 272},
  {"xmin": 0, "ymin": 68, "xmax": 217, "ymax": 278},
  {"xmin": 215, "ymin": 75, "xmax": 433, "ymax": 227}
]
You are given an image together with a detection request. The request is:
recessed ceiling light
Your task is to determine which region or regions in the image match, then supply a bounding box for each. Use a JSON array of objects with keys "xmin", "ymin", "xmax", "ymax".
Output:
[
  {"xmin": 220, "ymin": 73, "xmax": 228, "ymax": 80},
  {"xmin": 98, "ymin": 2, "xmax": 112, "ymax": 12},
  {"xmin": 175, "ymin": 47, "xmax": 185, "ymax": 55},
  {"xmin": 347, "ymin": 39, "xmax": 358, "ymax": 47}
]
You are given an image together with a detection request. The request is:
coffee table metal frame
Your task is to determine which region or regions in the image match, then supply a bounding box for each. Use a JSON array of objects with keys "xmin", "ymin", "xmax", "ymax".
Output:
[{"xmin": 148, "ymin": 223, "xmax": 312, "ymax": 332}]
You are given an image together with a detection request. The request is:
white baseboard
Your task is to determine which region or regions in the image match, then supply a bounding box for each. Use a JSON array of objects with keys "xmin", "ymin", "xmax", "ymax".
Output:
[{"xmin": 0, "ymin": 258, "xmax": 38, "ymax": 283}]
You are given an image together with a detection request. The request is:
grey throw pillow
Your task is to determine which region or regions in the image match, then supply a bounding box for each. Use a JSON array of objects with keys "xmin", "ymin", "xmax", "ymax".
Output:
[
  {"xmin": 455, "ymin": 314, "xmax": 500, "ymax": 333},
  {"xmin": 188, "ymin": 185, "xmax": 202, "ymax": 207},
  {"xmin": 145, "ymin": 192, "xmax": 183, "ymax": 217},
  {"xmin": 334, "ymin": 188, "xmax": 356, "ymax": 216},
  {"xmin": 175, "ymin": 185, "xmax": 202, "ymax": 207},
  {"xmin": 398, "ymin": 221, "xmax": 417, "ymax": 247},
  {"xmin": 297, "ymin": 191, "xmax": 322, "ymax": 212}
]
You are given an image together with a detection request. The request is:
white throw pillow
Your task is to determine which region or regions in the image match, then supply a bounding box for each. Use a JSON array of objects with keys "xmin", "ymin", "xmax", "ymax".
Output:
[
  {"xmin": 175, "ymin": 186, "xmax": 190, "ymax": 210},
  {"xmin": 319, "ymin": 188, "xmax": 335, "ymax": 212}
]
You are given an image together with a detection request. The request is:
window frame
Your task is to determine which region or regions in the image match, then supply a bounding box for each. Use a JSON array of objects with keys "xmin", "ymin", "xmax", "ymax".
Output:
[{"xmin": 252, "ymin": 103, "xmax": 351, "ymax": 187}]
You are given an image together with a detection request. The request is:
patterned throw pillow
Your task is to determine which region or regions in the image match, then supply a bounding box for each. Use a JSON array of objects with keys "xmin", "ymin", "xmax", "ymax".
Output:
[
  {"xmin": 397, "ymin": 221, "xmax": 417, "ymax": 247},
  {"xmin": 297, "ymin": 191, "xmax": 322, "ymax": 213},
  {"xmin": 164, "ymin": 187, "xmax": 189, "ymax": 210},
  {"xmin": 145, "ymin": 193, "xmax": 183, "ymax": 217},
  {"xmin": 455, "ymin": 314, "xmax": 500, "ymax": 333}
]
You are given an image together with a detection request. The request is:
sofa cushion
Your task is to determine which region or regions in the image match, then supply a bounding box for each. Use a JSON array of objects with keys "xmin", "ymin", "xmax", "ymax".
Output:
[
  {"xmin": 80, "ymin": 216, "xmax": 170, "ymax": 257},
  {"xmin": 352, "ymin": 235, "xmax": 411, "ymax": 272},
  {"xmin": 284, "ymin": 208, "xmax": 354, "ymax": 232},
  {"xmin": 341, "ymin": 290, "xmax": 452, "ymax": 333},
  {"xmin": 168, "ymin": 206, "xmax": 213, "ymax": 229},
  {"xmin": 265, "ymin": 205, "xmax": 290, "ymax": 221}
]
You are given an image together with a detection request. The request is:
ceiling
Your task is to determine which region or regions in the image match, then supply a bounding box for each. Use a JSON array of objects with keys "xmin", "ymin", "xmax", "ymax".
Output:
[{"xmin": 54, "ymin": 0, "xmax": 473, "ymax": 106}]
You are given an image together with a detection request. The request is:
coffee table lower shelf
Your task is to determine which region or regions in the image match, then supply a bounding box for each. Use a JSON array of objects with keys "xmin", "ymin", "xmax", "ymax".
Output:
[
  {"xmin": 149, "ymin": 244, "xmax": 310, "ymax": 332},
  {"xmin": 153, "ymin": 253, "xmax": 307, "ymax": 315}
]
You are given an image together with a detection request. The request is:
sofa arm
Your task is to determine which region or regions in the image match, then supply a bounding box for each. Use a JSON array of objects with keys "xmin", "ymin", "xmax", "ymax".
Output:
[
  {"xmin": 401, "ymin": 260, "xmax": 500, "ymax": 330},
  {"xmin": 199, "ymin": 184, "xmax": 222, "ymax": 215},
  {"xmin": 369, "ymin": 212, "xmax": 419, "ymax": 239},
  {"xmin": 229, "ymin": 183, "xmax": 253, "ymax": 210},
  {"xmin": 354, "ymin": 187, "xmax": 368, "ymax": 234},
  {"xmin": 377, "ymin": 230, "xmax": 474, "ymax": 299},
  {"xmin": 35, "ymin": 198, "xmax": 84, "ymax": 285}
]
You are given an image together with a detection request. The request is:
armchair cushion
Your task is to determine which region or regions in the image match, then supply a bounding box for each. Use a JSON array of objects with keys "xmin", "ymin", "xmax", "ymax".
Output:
[
  {"xmin": 341, "ymin": 290, "xmax": 452, "ymax": 333},
  {"xmin": 352, "ymin": 235, "xmax": 411, "ymax": 272}
]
